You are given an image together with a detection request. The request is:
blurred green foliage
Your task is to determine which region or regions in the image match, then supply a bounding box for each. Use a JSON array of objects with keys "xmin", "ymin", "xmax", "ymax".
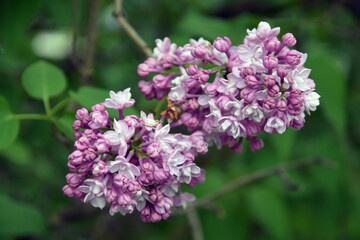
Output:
[{"xmin": 0, "ymin": 0, "xmax": 360, "ymax": 239}]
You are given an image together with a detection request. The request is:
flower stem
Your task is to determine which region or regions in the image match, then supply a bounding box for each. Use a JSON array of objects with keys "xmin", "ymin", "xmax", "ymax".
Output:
[
  {"xmin": 49, "ymin": 97, "xmax": 72, "ymax": 116},
  {"xmin": 11, "ymin": 113, "xmax": 50, "ymax": 121}
]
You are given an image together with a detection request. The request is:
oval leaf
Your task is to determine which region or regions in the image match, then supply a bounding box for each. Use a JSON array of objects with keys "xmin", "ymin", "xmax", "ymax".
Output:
[
  {"xmin": 247, "ymin": 187, "xmax": 291, "ymax": 240},
  {"xmin": 0, "ymin": 194, "xmax": 46, "ymax": 237},
  {"xmin": 0, "ymin": 96, "xmax": 19, "ymax": 149},
  {"xmin": 305, "ymin": 47, "xmax": 346, "ymax": 140},
  {"xmin": 21, "ymin": 60, "xmax": 67, "ymax": 100}
]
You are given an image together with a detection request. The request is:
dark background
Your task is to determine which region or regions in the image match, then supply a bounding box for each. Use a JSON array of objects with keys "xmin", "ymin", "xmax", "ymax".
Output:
[{"xmin": 0, "ymin": 0, "xmax": 359, "ymax": 239}]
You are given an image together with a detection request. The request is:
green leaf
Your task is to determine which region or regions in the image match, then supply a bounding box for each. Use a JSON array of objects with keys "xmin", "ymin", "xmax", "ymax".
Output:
[
  {"xmin": 54, "ymin": 111, "xmax": 76, "ymax": 140},
  {"xmin": 176, "ymin": 10, "xmax": 231, "ymax": 40},
  {"xmin": 270, "ymin": 129, "xmax": 298, "ymax": 162},
  {"xmin": 21, "ymin": 60, "xmax": 67, "ymax": 100},
  {"xmin": 0, "ymin": 140, "xmax": 31, "ymax": 166},
  {"xmin": 0, "ymin": 96, "xmax": 19, "ymax": 149},
  {"xmin": 305, "ymin": 47, "xmax": 346, "ymax": 140},
  {"xmin": 0, "ymin": 194, "xmax": 46, "ymax": 237},
  {"xmin": 69, "ymin": 86, "xmax": 138, "ymax": 118},
  {"xmin": 247, "ymin": 187, "xmax": 291, "ymax": 240}
]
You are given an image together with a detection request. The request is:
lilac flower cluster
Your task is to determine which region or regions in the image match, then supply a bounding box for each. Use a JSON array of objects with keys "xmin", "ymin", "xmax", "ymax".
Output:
[
  {"xmin": 137, "ymin": 21, "xmax": 320, "ymax": 152},
  {"xmin": 63, "ymin": 88, "xmax": 207, "ymax": 222}
]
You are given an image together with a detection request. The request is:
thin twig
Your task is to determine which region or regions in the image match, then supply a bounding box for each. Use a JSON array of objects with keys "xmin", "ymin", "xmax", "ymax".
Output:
[
  {"xmin": 187, "ymin": 157, "xmax": 338, "ymax": 210},
  {"xmin": 187, "ymin": 210, "xmax": 204, "ymax": 240},
  {"xmin": 81, "ymin": 0, "xmax": 101, "ymax": 85},
  {"xmin": 113, "ymin": 0, "xmax": 153, "ymax": 58},
  {"xmin": 71, "ymin": 0, "xmax": 79, "ymax": 59}
]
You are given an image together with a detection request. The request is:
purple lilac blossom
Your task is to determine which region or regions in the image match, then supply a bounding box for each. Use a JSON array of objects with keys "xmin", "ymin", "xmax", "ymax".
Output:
[
  {"xmin": 137, "ymin": 21, "xmax": 320, "ymax": 152},
  {"xmin": 63, "ymin": 89, "xmax": 207, "ymax": 222}
]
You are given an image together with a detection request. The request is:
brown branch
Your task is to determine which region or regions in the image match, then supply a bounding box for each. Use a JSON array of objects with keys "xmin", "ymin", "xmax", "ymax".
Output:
[
  {"xmin": 187, "ymin": 210, "xmax": 204, "ymax": 240},
  {"xmin": 81, "ymin": 0, "xmax": 101, "ymax": 85},
  {"xmin": 187, "ymin": 157, "xmax": 338, "ymax": 210},
  {"xmin": 113, "ymin": 0, "xmax": 153, "ymax": 58}
]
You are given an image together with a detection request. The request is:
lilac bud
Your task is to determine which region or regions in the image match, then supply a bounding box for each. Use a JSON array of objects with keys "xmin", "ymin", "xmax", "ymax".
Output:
[
  {"xmin": 184, "ymin": 152, "xmax": 195, "ymax": 162},
  {"xmin": 146, "ymin": 142, "xmax": 161, "ymax": 158},
  {"xmin": 265, "ymin": 37, "xmax": 281, "ymax": 52},
  {"xmin": 195, "ymin": 141, "xmax": 208, "ymax": 154},
  {"xmin": 62, "ymin": 185, "xmax": 74, "ymax": 197},
  {"xmin": 263, "ymin": 55, "xmax": 278, "ymax": 70},
  {"xmin": 191, "ymin": 45, "xmax": 207, "ymax": 58},
  {"xmin": 183, "ymin": 77, "xmax": 198, "ymax": 89},
  {"xmin": 240, "ymin": 88, "xmax": 256, "ymax": 102},
  {"xmin": 77, "ymin": 162, "xmax": 93, "ymax": 173},
  {"xmin": 282, "ymin": 33, "xmax": 296, "ymax": 47},
  {"xmin": 83, "ymin": 129, "xmax": 96, "ymax": 140},
  {"xmin": 72, "ymin": 120, "xmax": 82, "ymax": 131},
  {"xmin": 204, "ymin": 83, "xmax": 218, "ymax": 97},
  {"xmin": 83, "ymin": 148, "xmax": 97, "ymax": 161},
  {"xmin": 190, "ymin": 131, "xmax": 205, "ymax": 143},
  {"xmin": 159, "ymin": 54, "xmax": 175, "ymax": 69},
  {"xmin": 188, "ymin": 98, "xmax": 200, "ymax": 111},
  {"xmin": 89, "ymin": 111, "xmax": 109, "ymax": 129},
  {"xmin": 153, "ymin": 74, "xmax": 169, "ymax": 90},
  {"xmin": 246, "ymin": 122, "xmax": 261, "ymax": 136},
  {"xmin": 291, "ymin": 116, "xmax": 305, "ymax": 130},
  {"xmin": 141, "ymin": 206, "xmax": 151, "ymax": 218},
  {"xmin": 118, "ymin": 193, "xmax": 131, "ymax": 207},
  {"xmin": 74, "ymin": 131, "xmax": 82, "ymax": 140},
  {"xmin": 137, "ymin": 173, "xmax": 150, "ymax": 186},
  {"xmin": 75, "ymin": 108, "xmax": 90, "ymax": 123},
  {"xmin": 92, "ymin": 160, "xmax": 108, "ymax": 177},
  {"xmin": 263, "ymin": 97, "xmax": 276, "ymax": 110},
  {"xmin": 154, "ymin": 169, "xmax": 168, "ymax": 182},
  {"xmin": 181, "ymin": 112, "xmax": 199, "ymax": 128},
  {"xmin": 95, "ymin": 138, "xmax": 110, "ymax": 153},
  {"xmin": 213, "ymin": 37, "xmax": 231, "ymax": 52},
  {"xmin": 68, "ymin": 150, "xmax": 84, "ymax": 165},
  {"xmin": 239, "ymin": 67, "xmax": 255, "ymax": 78},
  {"xmin": 137, "ymin": 63, "xmax": 151, "ymax": 77},
  {"xmin": 196, "ymin": 70, "xmax": 209, "ymax": 84},
  {"xmin": 106, "ymin": 188, "xmax": 118, "ymax": 203},
  {"xmin": 276, "ymin": 99, "xmax": 287, "ymax": 112},
  {"xmin": 245, "ymin": 75, "xmax": 259, "ymax": 87},
  {"xmin": 145, "ymin": 57, "xmax": 157, "ymax": 68},
  {"xmin": 138, "ymin": 80, "xmax": 155, "ymax": 100},
  {"xmin": 91, "ymin": 103, "xmax": 105, "ymax": 112},
  {"xmin": 250, "ymin": 138, "xmax": 264, "ymax": 151},
  {"xmin": 124, "ymin": 115, "xmax": 139, "ymax": 128},
  {"xmin": 267, "ymin": 84, "xmax": 280, "ymax": 97},
  {"xmin": 277, "ymin": 66, "xmax": 288, "ymax": 78},
  {"xmin": 141, "ymin": 162, "xmax": 154, "ymax": 174},
  {"xmin": 67, "ymin": 162, "xmax": 77, "ymax": 172},
  {"xmin": 186, "ymin": 65, "xmax": 198, "ymax": 76},
  {"xmin": 73, "ymin": 188, "xmax": 84, "ymax": 199},
  {"xmin": 227, "ymin": 54, "xmax": 241, "ymax": 69},
  {"xmin": 149, "ymin": 188, "xmax": 163, "ymax": 203},
  {"xmin": 216, "ymin": 95, "xmax": 231, "ymax": 110},
  {"xmin": 231, "ymin": 141, "xmax": 243, "ymax": 154},
  {"xmin": 66, "ymin": 173, "xmax": 81, "ymax": 187},
  {"xmin": 127, "ymin": 180, "xmax": 141, "ymax": 194},
  {"xmin": 264, "ymin": 75, "xmax": 276, "ymax": 87},
  {"xmin": 286, "ymin": 50, "xmax": 301, "ymax": 65},
  {"xmin": 150, "ymin": 211, "xmax": 161, "ymax": 222},
  {"xmin": 113, "ymin": 174, "xmax": 130, "ymax": 188}
]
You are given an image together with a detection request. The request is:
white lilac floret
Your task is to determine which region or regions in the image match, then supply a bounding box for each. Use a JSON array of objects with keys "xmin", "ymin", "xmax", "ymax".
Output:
[
  {"xmin": 63, "ymin": 89, "xmax": 207, "ymax": 222},
  {"xmin": 137, "ymin": 21, "xmax": 320, "ymax": 153}
]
